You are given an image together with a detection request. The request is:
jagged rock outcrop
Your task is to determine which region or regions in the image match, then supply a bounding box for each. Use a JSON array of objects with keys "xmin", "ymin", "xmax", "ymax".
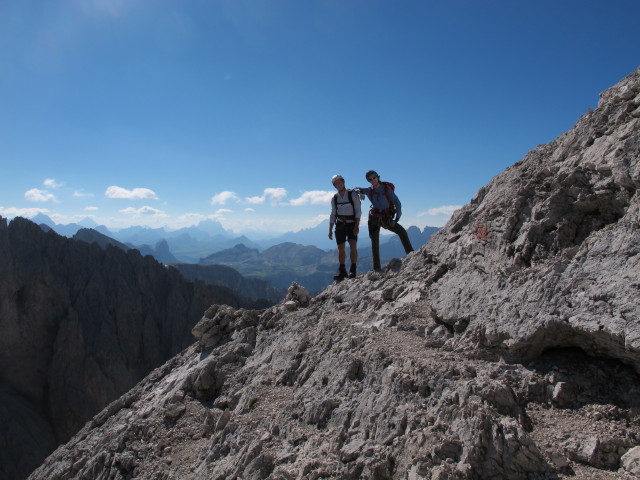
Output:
[
  {"xmin": 71, "ymin": 229, "xmax": 275, "ymax": 307},
  {"xmin": 128, "ymin": 238, "xmax": 179, "ymax": 264},
  {"xmin": 73, "ymin": 228, "xmax": 181, "ymax": 265},
  {"xmin": 0, "ymin": 218, "xmax": 256, "ymax": 480},
  {"xmin": 73, "ymin": 227, "xmax": 131, "ymax": 251},
  {"xmin": 28, "ymin": 68, "xmax": 640, "ymax": 479}
]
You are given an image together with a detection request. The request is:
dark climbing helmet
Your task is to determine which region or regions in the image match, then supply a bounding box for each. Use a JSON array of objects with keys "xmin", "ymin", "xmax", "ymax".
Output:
[{"xmin": 365, "ymin": 170, "xmax": 379, "ymax": 181}]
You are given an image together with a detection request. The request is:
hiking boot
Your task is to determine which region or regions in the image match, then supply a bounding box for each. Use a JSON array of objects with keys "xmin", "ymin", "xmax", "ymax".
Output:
[
  {"xmin": 348, "ymin": 265, "xmax": 357, "ymax": 278},
  {"xmin": 333, "ymin": 268, "xmax": 348, "ymax": 281}
]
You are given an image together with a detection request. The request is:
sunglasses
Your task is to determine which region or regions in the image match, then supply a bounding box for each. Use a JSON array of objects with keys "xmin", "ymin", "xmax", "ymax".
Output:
[{"xmin": 367, "ymin": 176, "xmax": 378, "ymax": 182}]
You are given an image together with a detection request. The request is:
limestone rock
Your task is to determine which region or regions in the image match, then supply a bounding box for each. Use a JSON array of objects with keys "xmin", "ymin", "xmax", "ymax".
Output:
[
  {"xmin": 621, "ymin": 446, "xmax": 640, "ymax": 475},
  {"xmin": 285, "ymin": 281, "xmax": 311, "ymax": 308}
]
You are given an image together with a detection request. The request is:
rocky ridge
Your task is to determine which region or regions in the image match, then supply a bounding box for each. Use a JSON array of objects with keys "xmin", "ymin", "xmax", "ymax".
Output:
[
  {"xmin": 70, "ymin": 227, "xmax": 281, "ymax": 306},
  {"xmin": 28, "ymin": 68, "xmax": 640, "ymax": 479},
  {"xmin": 0, "ymin": 219, "xmax": 260, "ymax": 480}
]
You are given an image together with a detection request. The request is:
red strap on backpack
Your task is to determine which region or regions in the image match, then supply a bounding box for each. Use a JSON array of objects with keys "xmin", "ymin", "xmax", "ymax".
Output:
[{"xmin": 367, "ymin": 182, "xmax": 396, "ymax": 216}]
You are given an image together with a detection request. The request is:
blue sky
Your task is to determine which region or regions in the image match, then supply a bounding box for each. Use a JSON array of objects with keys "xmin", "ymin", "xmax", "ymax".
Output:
[{"xmin": 1, "ymin": 0, "xmax": 639, "ymax": 235}]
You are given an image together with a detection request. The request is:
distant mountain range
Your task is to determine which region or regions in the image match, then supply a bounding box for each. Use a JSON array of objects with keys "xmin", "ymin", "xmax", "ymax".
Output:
[
  {"xmin": 32, "ymin": 213, "xmax": 263, "ymax": 262},
  {"xmin": 66, "ymin": 226, "xmax": 283, "ymax": 306},
  {"xmin": 195, "ymin": 225, "xmax": 439, "ymax": 292},
  {"xmin": 198, "ymin": 243, "xmax": 336, "ymax": 293},
  {"xmin": 31, "ymin": 213, "xmax": 438, "ymax": 257},
  {"xmin": 170, "ymin": 263, "xmax": 285, "ymax": 305},
  {"xmin": 30, "ymin": 214, "xmax": 440, "ymax": 292}
]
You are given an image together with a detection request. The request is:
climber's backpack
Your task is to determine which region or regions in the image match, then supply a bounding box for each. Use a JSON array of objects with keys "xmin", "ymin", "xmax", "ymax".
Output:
[
  {"xmin": 332, "ymin": 189, "xmax": 356, "ymax": 223},
  {"xmin": 367, "ymin": 181, "xmax": 396, "ymax": 214}
]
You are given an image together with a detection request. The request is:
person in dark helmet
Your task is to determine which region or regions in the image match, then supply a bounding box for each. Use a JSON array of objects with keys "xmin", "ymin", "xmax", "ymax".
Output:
[
  {"xmin": 357, "ymin": 170, "xmax": 413, "ymax": 271},
  {"xmin": 328, "ymin": 174, "xmax": 361, "ymax": 280}
]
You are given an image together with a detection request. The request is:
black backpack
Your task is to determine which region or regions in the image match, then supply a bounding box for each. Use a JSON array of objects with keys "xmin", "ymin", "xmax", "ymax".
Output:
[{"xmin": 333, "ymin": 189, "xmax": 356, "ymax": 222}]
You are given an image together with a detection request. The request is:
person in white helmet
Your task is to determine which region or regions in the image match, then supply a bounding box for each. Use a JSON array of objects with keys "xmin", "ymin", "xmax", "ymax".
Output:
[{"xmin": 328, "ymin": 174, "xmax": 361, "ymax": 280}]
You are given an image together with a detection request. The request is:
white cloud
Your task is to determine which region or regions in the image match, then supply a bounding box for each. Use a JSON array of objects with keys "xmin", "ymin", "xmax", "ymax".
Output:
[
  {"xmin": 244, "ymin": 208, "xmax": 255, "ymax": 213},
  {"xmin": 210, "ymin": 191, "xmax": 239, "ymax": 205},
  {"xmin": 73, "ymin": 189, "xmax": 95, "ymax": 198},
  {"xmin": 0, "ymin": 207, "xmax": 49, "ymax": 217},
  {"xmin": 24, "ymin": 188, "xmax": 57, "ymax": 202},
  {"xmin": 173, "ymin": 212, "xmax": 236, "ymax": 229},
  {"xmin": 245, "ymin": 195, "xmax": 265, "ymax": 205},
  {"xmin": 220, "ymin": 213, "xmax": 329, "ymax": 234},
  {"xmin": 120, "ymin": 206, "xmax": 167, "ymax": 217},
  {"xmin": 50, "ymin": 213, "xmax": 97, "ymax": 224},
  {"xmin": 84, "ymin": 206, "xmax": 99, "ymax": 211},
  {"xmin": 215, "ymin": 208, "xmax": 233, "ymax": 214},
  {"xmin": 417, "ymin": 205, "xmax": 462, "ymax": 217},
  {"xmin": 310, "ymin": 214, "xmax": 329, "ymax": 224},
  {"xmin": 265, "ymin": 187, "xmax": 287, "ymax": 204},
  {"xmin": 106, "ymin": 185, "xmax": 158, "ymax": 200},
  {"xmin": 289, "ymin": 190, "xmax": 334, "ymax": 206},
  {"xmin": 178, "ymin": 213, "xmax": 207, "ymax": 224},
  {"xmin": 245, "ymin": 187, "xmax": 288, "ymax": 205},
  {"xmin": 43, "ymin": 178, "xmax": 64, "ymax": 189}
]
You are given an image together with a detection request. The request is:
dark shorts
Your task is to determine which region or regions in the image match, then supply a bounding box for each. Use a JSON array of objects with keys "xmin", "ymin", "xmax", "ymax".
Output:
[{"xmin": 335, "ymin": 222, "xmax": 358, "ymax": 244}]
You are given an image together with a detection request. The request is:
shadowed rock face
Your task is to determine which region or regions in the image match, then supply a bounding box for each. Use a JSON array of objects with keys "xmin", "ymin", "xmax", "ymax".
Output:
[
  {"xmin": 26, "ymin": 68, "xmax": 640, "ymax": 480},
  {"xmin": 411, "ymin": 67, "xmax": 640, "ymax": 366},
  {"xmin": 0, "ymin": 218, "xmax": 254, "ymax": 480}
]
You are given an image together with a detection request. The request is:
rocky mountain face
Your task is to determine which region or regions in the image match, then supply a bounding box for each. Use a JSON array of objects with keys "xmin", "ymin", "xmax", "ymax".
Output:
[
  {"xmin": 129, "ymin": 238, "xmax": 179, "ymax": 264},
  {"xmin": 28, "ymin": 68, "xmax": 640, "ymax": 480},
  {"xmin": 0, "ymin": 218, "xmax": 260, "ymax": 480},
  {"xmin": 70, "ymin": 228, "xmax": 274, "ymax": 306},
  {"xmin": 72, "ymin": 227, "xmax": 131, "ymax": 251},
  {"xmin": 72, "ymin": 227, "xmax": 180, "ymax": 264}
]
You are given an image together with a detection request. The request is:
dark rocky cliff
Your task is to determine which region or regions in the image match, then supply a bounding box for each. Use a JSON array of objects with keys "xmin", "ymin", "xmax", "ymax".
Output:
[
  {"xmin": 26, "ymin": 68, "xmax": 640, "ymax": 480},
  {"xmin": 0, "ymin": 217, "xmax": 254, "ymax": 480},
  {"xmin": 72, "ymin": 227, "xmax": 131, "ymax": 251}
]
